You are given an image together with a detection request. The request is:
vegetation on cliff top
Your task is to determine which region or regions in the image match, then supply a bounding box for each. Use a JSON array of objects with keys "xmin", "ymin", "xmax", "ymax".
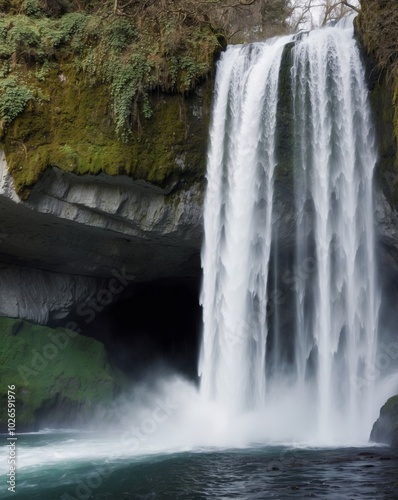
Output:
[
  {"xmin": 0, "ymin": 1, "xmax": 221, "ymax": 137},
  {"xmin": 0, "ymin": 0, "xmax": 227, "ymax": 196}
]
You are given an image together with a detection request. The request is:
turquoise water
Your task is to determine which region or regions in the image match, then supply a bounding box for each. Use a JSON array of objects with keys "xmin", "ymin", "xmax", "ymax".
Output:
[{"xmin": 1, "ymin": 432, "xmax": 398, "ymax": 499}]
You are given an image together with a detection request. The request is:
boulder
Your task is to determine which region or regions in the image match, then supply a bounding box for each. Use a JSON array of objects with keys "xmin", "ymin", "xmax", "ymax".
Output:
[
  {"xmin": 370, "ymin": 396, "xmax": 398, "ymax": 447},
  {"xmin": 0, "ymin": 317, "xmax": 128, "ymax": 431}
]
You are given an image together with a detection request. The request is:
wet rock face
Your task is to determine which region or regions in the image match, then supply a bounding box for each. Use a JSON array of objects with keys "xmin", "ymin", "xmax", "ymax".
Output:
[
  {"xmin": 0, "ymin": 148, "xmax": 204, "ymax": 277},
  {"xmin": 2, "ymin": 151, "xmax": 398, "ymax": 326},
  {"xmin": 375, "ymin": 191, "xmax": 398, "ymax": 274},
  {"xmin": 370, "ymin": 396, "xmax": 398, "ymax": 447},
  {"xmin": 0, "ymin": 75, "xmax": 211, "ymax": 324},
  {"xmin": 0, "ymin": 264, "xmax": 102, "ymax": 324},
  {"xmin": 0, "ymin": 148, "xmax": 204, "ymax": 323}
]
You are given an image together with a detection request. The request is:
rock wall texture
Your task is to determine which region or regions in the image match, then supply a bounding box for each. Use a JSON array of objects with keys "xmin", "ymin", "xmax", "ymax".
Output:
[
  {"xmin": 357, "ymin": 0, "xmax": 398, "ymax": 207},
  {"xmin": 357, "ymin": 0, "xmax": 398, "ymax": 440},
  {"xmin": 370, "ymin": 395, "xmax": 398, "ymax": 447},
  {"xmin": 0, "ymin": 148, "xmax": 204, "ymax": 278},
  {"xmin": 0, "ymin": 80, "xmax": 208, "ymax": 323},
  {"xmin": 0, "ymin": 264, "xmax": 101, "ymax": 324},
  {"xmin": 1, "ymin": 19, "xmax": 398, "ymax": 325}
]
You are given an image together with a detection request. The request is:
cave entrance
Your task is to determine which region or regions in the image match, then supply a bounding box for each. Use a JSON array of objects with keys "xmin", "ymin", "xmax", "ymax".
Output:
[{"xmin": 65, "ymin": 278, "xmax": 202, "ymax": 382}]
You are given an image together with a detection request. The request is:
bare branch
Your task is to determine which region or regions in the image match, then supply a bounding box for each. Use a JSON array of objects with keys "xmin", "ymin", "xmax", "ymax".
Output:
[{"xmin": 341, "ymin": 0, "xmax": 359, "ymax": 14}]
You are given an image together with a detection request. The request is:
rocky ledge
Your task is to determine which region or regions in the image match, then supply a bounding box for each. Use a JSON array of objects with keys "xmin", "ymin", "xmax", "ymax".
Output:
[{"xmin": 0, "ymin": 148, "xmax": 204, "ymax": 323}]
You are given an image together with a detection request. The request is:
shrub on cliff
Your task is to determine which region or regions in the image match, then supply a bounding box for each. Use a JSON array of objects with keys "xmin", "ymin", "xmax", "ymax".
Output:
[{"xmin": 0, "ymin": 7, "xmax": 220, "ymax": 140}]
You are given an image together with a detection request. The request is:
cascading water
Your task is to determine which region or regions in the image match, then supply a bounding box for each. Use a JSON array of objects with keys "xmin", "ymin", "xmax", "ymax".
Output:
[
  {"xmin": 199, "ymin": 20, "xmax": 380, "ymax": 443},
  {"xmin": 199, "ymin": 36, "xmax": 292, "ymax": 414}
]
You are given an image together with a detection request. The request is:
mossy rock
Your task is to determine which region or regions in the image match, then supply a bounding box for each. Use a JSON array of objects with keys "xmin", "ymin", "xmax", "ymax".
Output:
[
  {"xmin": 370, "ymin": 395, "xmax": 398, "ymax": 447},
  {"xmin": 1, "ymin": 63, "xmax": 211, "ymax": 199},
  {"xmin": 0, "ymin": 10, "xmax": 217, "ymax": 199},
  {"xmin": 0, "ymin": 316, "xmax": 129, "ymax": 431}
]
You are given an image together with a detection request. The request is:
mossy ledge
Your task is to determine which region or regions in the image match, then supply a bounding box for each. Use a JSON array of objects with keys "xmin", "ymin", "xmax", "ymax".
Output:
[
  {"xmin": 2, "ymin": 68, "xmax": 212, "ymax": 199},
  {"xmin": 0, "ymin": 317, "xmax": 129, "ymax": 431},
  {"xmin": 0, "ymin": 8, "xmax": 219, "ymax": 199}
]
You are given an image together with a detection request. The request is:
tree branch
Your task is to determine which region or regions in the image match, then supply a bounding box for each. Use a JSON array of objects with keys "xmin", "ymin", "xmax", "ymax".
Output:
[{"xmin": 341, "ymin": 0, "xmax": 359, "ymax": 14}]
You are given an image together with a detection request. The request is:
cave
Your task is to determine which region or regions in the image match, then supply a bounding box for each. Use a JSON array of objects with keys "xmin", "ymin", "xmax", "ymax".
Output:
[{"xmin": 58, "ymin": 278, "xmax": 203, "ymax": 383}]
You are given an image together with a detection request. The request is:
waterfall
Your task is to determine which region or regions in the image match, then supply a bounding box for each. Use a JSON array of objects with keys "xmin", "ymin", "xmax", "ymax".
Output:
[{"xmin": 199, "ymin": 21, "xmax": 380, "ymax": 443}]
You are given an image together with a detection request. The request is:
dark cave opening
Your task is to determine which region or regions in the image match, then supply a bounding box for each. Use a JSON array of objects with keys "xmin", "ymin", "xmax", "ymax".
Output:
[{"xmin": 63, "ymin": 278, "xmax": 203, "ymax": 383}]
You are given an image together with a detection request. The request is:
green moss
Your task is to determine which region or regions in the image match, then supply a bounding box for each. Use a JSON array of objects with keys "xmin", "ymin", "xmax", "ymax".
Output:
[
  {"xmin": 0, "ymin": 317, "xmax": 128, "ymax": 430},
  {"xmin": 0, "ymin": 76, "xmax": 33, "ymax": 128},
  {"xmin": 24, "ymin": 0, "xmax": 41, "ymax": 18},
  {"xmin": 0, "ymin": 11, "xmax": 219, "ymax": 134},
  {"xmin": 2, "ymin": 63, "xmax": 210, "ymax": 198},
  {"xmin": 0, "ymin": 10, "xmax": 216, "ymax": 198}
]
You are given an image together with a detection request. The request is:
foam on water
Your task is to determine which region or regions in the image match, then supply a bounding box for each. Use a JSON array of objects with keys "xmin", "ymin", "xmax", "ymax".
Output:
[{"xmin": 3, "ymin": 373, "xmax": 396, "ymax": 477}]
